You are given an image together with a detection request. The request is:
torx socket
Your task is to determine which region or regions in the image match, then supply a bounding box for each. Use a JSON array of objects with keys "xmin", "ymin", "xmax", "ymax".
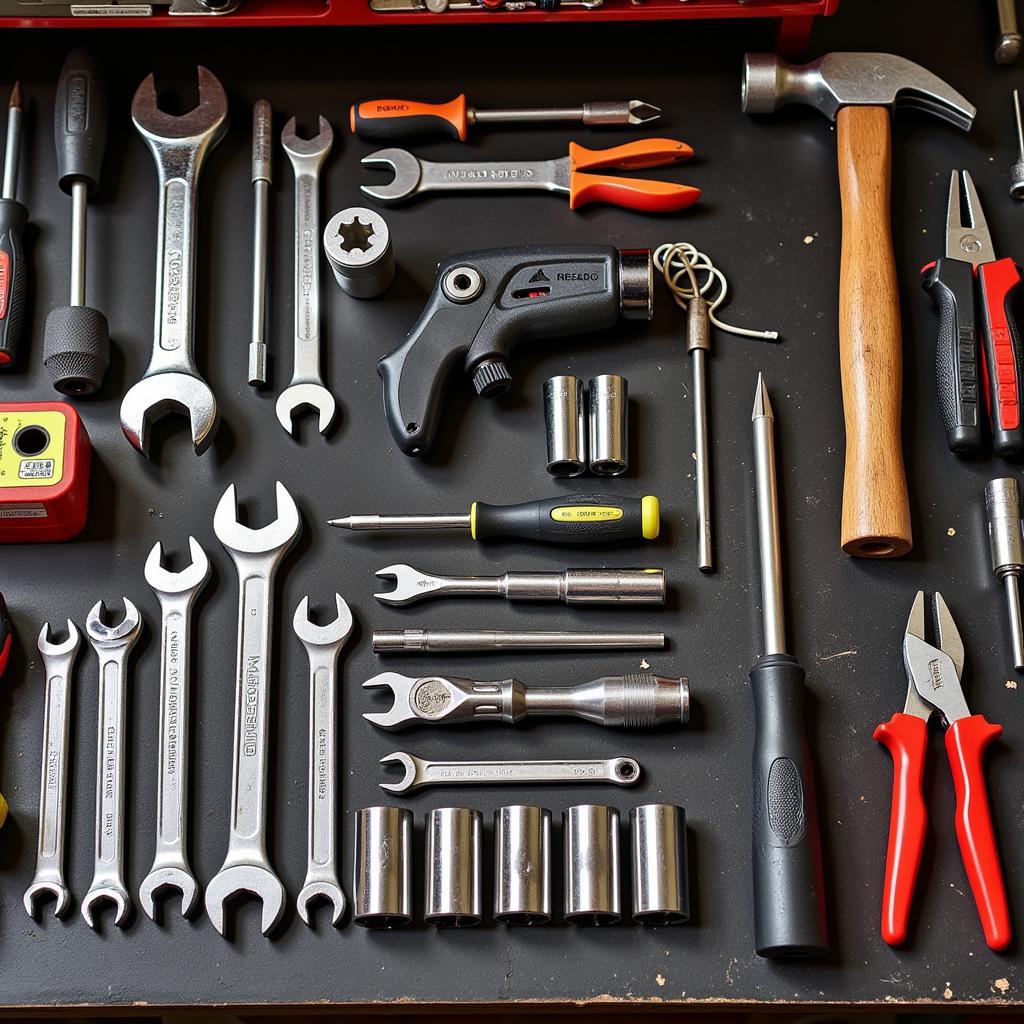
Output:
[
  {"xmin": 589, "ymin": 374, "xmax": 628, "ymax": 476},
  {"xmin": 985, "ymin": 477, "xmax": 1024, "ymax": 670},
  {"xmin": 544, "ymin": 375, "xmax": 586, "ymax": 476},
  {"xmin": 353, "ymin": 806, "xmax": 412, "ymax": 928},
  {"xmin": 371, "ymin": 629, "xmax": 665, "ymax": 653},
  {"xmin": 495, "ymin": 805, "xmax": 551, "ymax": 925},
  {"xmin": 564, "ymin": 804, "xmax": 621, "ymax": 925},
  {"xmin": 631, "ymin": 804, "xmax": 689, "ymax": 925},
  {"xmin": 424, "ymin": 807, "xmax": 482, "ymax": 927},
  {"xmin": 323, "ymin": 207, "xmax": 395, "ymax": 298}
]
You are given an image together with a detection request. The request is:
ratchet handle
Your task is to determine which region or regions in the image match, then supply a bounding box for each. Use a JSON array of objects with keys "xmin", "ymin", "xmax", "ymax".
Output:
[
  {"xmin": 945, "ymin": 714, "xmax": 1011, "ymax": 951},
  {"xmin": 0, "ymin": 198, "xmax": 28, "ymax": 367},
  {"xmin": 921, "ymin": 257, "xmax": 982, "ymax": 454},
  {"xmin": 351, "ymin": 95, "xmax": 468, "ymax": 141},
  {"xmin": 873, "ymin": 711, "xmax": 928, "ymax": 946},
  {"xmin": 978, "ymin": 257, "xmax": 1024, "ymax": 457}
]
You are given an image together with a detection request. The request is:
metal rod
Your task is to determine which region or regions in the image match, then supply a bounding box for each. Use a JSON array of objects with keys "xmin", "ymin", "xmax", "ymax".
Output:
[
  {"xmin": 372, "ymin": 629, "xmax": 666, "ymax": 653},
  {"xmin": 1004, "ymin": 575, "xmax": 1024, "ymax": 670},
  {"xmin": 249, "ymin": 100, "xmax": 272, "ymax": 387},
  {"xmin": 472, "ymin": 106, "xmax": 586, "ymax": 124},
  {"xmin": 331, "ymin": 513, "xmax": 471, "ymax": 531},
  {"xmin": 3, "ymin": 83, "xmax": 22, "ymax": 201},
  {"xmin": 996, "ymin": 0, "xmax": 1023, "ymax": 63},
  {"xmin": 69, "ymin": 180, "xmax": 88, "ymax": 308},
  {"xmin": 693, "ymin": 349, "xmax": 713, "ymax": 572}
]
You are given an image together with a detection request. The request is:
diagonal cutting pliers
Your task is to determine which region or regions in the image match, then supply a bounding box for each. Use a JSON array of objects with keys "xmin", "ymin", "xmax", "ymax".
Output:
[
  {"xmin": 922, "ymin": 170, "xmax": 1024, "ymax": 456},
  {"xmin": 874, "ymin": 591, "xmax": 1010, "ymax": 950}
]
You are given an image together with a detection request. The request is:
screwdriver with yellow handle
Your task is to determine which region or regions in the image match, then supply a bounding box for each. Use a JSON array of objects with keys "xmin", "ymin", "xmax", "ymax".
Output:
[
  {"xmin": 350, "ymin": 94, "xmax": 660, "ymax": 142},
  {"xmin": 329, "ymin": 493, "xmax": 660, "ymax": 545}
]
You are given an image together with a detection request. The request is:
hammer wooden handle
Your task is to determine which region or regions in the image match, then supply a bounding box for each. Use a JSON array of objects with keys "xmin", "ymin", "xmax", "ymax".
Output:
[{"xmin": 836, "ymin": 106, "xmax": 912, "ymax": 558}]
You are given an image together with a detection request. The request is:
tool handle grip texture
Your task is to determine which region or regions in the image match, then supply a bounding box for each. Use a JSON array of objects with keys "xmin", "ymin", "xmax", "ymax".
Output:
[
  {"xmin": 749, "ymin": 652, "xmax": 828, "ymax": 958},
  {"xmin": 873, "ymin": 712, "xmax": 928, "ymax": 946},
  {"xmin": 0, "ymin": 199, "xmax": 28, "ymax": 367},
  {"xmin": 350, "ymin": 95, "xmax": 468, "ymax": 141},
  {"xmin": 835, "ymin": 105, "xmax": 911, "ymax": 558},
  {"xmin": 54, "ymin": 48, "xmax": 107, "ymax": 195},
  {"xmin": 921, "ymin": 257, "xmax": 982, "ymax": 454},
  {"xmin": 978, "ymin": 257, "xmax": 1024, "ymax": 457},
  {"xmin": 473, "ymin": 494, "xmax": 659, "ymax": 545},
  {"xmin": 946, "ymin": 714, "xmax": 1011, "ymax": 951}
]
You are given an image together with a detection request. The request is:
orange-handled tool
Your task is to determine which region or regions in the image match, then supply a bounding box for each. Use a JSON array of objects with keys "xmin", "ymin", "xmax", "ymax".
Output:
[{"xmin": 568, "ymin": 138, "xmax": 698, "ymax": 211}]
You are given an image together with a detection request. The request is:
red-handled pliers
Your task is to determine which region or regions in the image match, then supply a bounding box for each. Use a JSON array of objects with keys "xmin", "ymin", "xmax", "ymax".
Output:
[{"xmin": 874, "ymin": 591, "xmax": 1010, "ymax": 951}]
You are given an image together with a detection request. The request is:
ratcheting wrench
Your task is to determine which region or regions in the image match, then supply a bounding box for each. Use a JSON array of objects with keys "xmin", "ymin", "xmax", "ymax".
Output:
[
  {"xmin": 121, "ymin": 67, "xmax": 228, "ymax": 458},
  {"xmin": 82, "ymin": 600, "xmax": 143, "ymax": 929},
  {"xmin": 24, "ymin": 620, "xmax": 81, "ymax": 920},
  {"xmin": 205, "ymin": 483, "xmax": 301, "ymax": 937},
  {"xmin": 379, "ymin": 752, "xmax": 641, "ymax": 794},
  {"xmin": 277, "ymin": 117, "xmax": 336, "ymax": 437},
  {"xmin": 293, "ymin": 595, "xmax": 354, "ymax": 927},
  {"xmin": 139, "ymin": 538, "xmax": 210, "ymax": 921}
]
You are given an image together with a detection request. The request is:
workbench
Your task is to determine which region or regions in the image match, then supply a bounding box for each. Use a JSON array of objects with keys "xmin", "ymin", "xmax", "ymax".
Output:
[{"xmin": 2, "ymin": 0, "xmax": 1022, "ymax": 1012}]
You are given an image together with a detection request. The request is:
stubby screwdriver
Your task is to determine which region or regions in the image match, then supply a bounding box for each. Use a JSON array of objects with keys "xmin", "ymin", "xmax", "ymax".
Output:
[
  {"xmin": 0, "ymin": 83, "xmax": 27, "ymax": 368},
  {"xmin": 330, "ymin": 493, "xmax": 660, "ymax": 545},
  {"xmin": 749, "ymin": 374, "xmax": 827, "ymax": 959},
  {"xmin": 350, "ymin": 93, "xmax": 660, "ymax": 142},
  {"xmin": 984, "ymin": 477, "xmax": 1024, "ymax": 670}
]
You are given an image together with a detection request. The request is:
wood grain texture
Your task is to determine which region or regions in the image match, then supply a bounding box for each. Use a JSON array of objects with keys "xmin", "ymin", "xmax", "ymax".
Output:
[{"xmin": 836, "ymin": 105, "xmax": 913, "ymax": 558}]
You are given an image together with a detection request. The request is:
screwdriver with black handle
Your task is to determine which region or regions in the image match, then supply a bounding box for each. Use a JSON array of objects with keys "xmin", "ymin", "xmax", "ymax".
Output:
[
  {"xmin": 0, "ymin": 83, "xmax": 27, "ymax": 368},
  {"xmin": 749, "ymin": 374, "xmax": 827, "ymax": 959},
  {"xmin": 329, "ymin": 493, "xmax": 660, "ymax": 545}
]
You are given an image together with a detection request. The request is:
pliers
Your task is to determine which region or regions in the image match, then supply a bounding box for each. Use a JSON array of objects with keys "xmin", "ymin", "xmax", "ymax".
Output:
[
  {"xmin": 360, "ymin": 138, "xmax": 700, "ymax": 212},
  {"xmin": 874, "ymin": 591, "xmax": 1010, "ymax": 950},
  {"xmin": 922, "ymin": 170, "xmax": 1024, "ymax": 456}
]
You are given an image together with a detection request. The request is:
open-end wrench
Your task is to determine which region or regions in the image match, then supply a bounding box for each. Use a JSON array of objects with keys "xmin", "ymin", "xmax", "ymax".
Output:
[
  {"xmin": 82, "ymin": 600, "xmax": 143, "ymax": 929},
  {"xmin": 24, "ymin": 620, "xmax": 80, "ymax": 920},
  {"xmin": 205, "ymin": 483, "xmax": 301, "ymax": 937},
  {"xmin": 293, "ymin": 594, "xmax": 354, "ymax": 927},
  {"xmin": 121, "ymin": 67, "xmax": 228, "ymax": 458},
  {"xmin": 139, "ymin": 537, "xmax": 210, "ymax": 921},
  {"xmin": 379, "ymin": 752, "xmax": 641, "ymax": 794},
  {"xmin": 276, "ymin": 117, "xmax": 335, "ymax": 437}
]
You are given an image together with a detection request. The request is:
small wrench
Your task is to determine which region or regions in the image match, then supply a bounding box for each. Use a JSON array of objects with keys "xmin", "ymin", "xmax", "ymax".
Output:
[
  {"xmin": 380, "ymin": 752, "xmax": 641, "ymax": 794},
  {"xmin": 24, "ymin": 620, "xmax": 80, "ymax": 920},
  {"xmin": 121, "ymin": 67, "xmax": 228, "ymax": 458},
  {"xmin": 139, "ymin": 537, "xmax": 210, "ymax": 921},
  {"xmin": 205, "ymin": 483, "xmax": 301, "ymax": 937},
  {"xmin": 82, "ymin": 600, "xmax": 143, "ymax": 929},
  {"xmin": 276, "ymin": 116, "xmax": 336, "ymax": 437},
  {"xmin": 293, "ymin": 594, "xmax": 354, "ymax": 927}
]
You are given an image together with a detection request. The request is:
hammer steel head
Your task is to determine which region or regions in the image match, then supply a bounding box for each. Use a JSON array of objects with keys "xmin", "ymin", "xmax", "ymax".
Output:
[{"xmin": 741, "ymin": 52, "xmax": 975, "ymax": 130}]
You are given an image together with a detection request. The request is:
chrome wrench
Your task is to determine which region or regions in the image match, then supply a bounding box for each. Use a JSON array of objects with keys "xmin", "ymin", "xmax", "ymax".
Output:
[
  {"xmin": 121, "ymin": 67, "xmax": 228, "ymax": 458},
  {"xmin": 293, "ymin": 594, "xmax": 354, "ymax": 927},
  {"xmin": 139, "ymin": 537, "xmax": 210, "ymax": 921},
  {"xmin": 24, "ymin": 620, "xmax": 81, "ymax": 920},
  {"xmin": 276, "ymin": 116, "xmax": 335, "ymax": 436},
  {"xmin": 82, "ymin": 600, "xmax": 143, "ymax": 929},
  {"xmin": 205, "ymin": 483, "xmax": 301, "ymax": 937}
]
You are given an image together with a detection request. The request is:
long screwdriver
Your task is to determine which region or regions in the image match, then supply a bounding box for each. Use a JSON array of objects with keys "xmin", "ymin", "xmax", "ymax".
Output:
[
  {"xmin": 749, "ymin": 374, "xmax": 827, "ymax": 959},
  {"xmin": 350, "ymin": 94, "xmax": 660, "ymax": 142},
  {"xmin": 0, "ymin": 83, "xmax": 27, "ymax": 368},
  {"xmin": 330, "ymin": 493, "xmax": 660, "ymax": 544}
]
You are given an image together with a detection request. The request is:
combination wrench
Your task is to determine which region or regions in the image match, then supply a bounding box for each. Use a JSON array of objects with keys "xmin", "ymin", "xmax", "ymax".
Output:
[
  {"xmin": 205, "ymin": 483, "xmax": 301, "ymax": 937},
  {"xmin": 277, "ymin": 116, "xmax": 336, "ymax": 436},
  {"xmin": 379, "ymin": 752, "xmax": 642, "ymax": 794},
  {"xmin": 120, "ymin": 67, "xmax": 228, "ymax": 458},
  {"xmin": 82, "ymin": 600, "xmax": 143, "ymax": 929},
  {"xmin": 24, "ymin": 620, "xmax": 80, "ymax": 920},
  {"xmin": 139, "ymin": 537, "xmax": 210, "ymax": 921},
  {"xmin": 293, "ymin": 594, "xmax": 354, "ymax": 927}
]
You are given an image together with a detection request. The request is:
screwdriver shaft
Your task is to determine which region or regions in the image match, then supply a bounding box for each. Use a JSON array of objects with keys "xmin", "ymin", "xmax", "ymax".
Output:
[
  {"xmin": 752, "ymin": 373, "xmax": 786, "ymax": 655},
  {"xmin": 249, "ymin": 100, "xmax": 272, "ymax": 387},
  {"xmin": 372, "ymin": 629, "xmax": 665, "ymax": 653},
  {"xmin": 69, "ymin": 180, "xmax": 88, "ymax": 307},
  {"xmin": 332, "ymin": 513, "xmax": 471, "ymax": 530},
  {"xmin": 2, "ymin": 85, "xmax": 20, "ymax": 201}
]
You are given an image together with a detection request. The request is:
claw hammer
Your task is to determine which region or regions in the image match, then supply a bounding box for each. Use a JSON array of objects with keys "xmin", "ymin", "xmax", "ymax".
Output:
[{"xmin": 742, "ymin": 53, "xmax": 976, "ymax": 558}]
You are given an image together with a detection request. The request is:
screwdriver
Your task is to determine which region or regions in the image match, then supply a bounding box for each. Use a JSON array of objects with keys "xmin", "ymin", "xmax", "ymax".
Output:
[
  {"xmin": 749, "ymin": 374, "xmax": 827, "ymax": 959},
  {"xmin": 350, "ymin": 93, "xmax": 660, "ymax": 142},
  {"xmin": 0, "ymin": 83, "xmax": 27, "ymax": 368},
  {"xmin": 329, "ymin": 493, "xmax": 660, "ymax": 544},
  {"xmin": 43, "ymin": 50, "xmax": 110, "ymax": 396},
  {"xmin": 984, "ymin": 477, "xmax": 1024, "ymax": 670}
]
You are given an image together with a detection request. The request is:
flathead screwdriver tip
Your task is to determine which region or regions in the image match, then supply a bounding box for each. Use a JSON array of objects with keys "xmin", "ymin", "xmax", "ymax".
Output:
[
  {"xmin": 628, "ymin": 100, "xmax": 661, "ymax": 125},
  {"xmin": 327, "ymin": 517, "xmax": 351, "ymax": 528},
  {"xmin": 8, "ymin": 82, "xmax": 20, "ymax": 111},
  {"xmin": 751, "ymin": 372, "xmax": 773, "ymax": 421}
]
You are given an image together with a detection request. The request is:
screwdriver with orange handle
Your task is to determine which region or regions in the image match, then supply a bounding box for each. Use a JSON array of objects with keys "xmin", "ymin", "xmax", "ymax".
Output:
[{"xmin": 351, "ymin": 93, "xmax": 660, "ymax": 142}]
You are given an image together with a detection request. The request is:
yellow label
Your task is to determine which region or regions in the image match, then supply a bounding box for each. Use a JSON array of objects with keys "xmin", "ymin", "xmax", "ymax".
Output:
[
  {"xmin": 0, "ymin": 411, "xmax": 67, "ymax": 490},
  {"xmin": 550, "ymin": 504, "xmax": 624, "ymax": 523}
]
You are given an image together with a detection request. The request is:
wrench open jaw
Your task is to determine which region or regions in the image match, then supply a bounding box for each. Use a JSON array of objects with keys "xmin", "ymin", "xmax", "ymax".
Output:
[
  {"xmin": 24, "ymin": 621, "xmax": 81, "ymax": 921},
  {"xmin": 362, "ymin": 671, "xmax": 430, "ymax": 730},
  {"xmin": 213, "ymin": 482, "xmax": 301, "ymax": 554},
  {"xmin": 359, "ymin": 148, "xmax": 423, "ymax": 205},
  {"xmin": 143, "ymin": 535, "xmax": 210, "ymax": 596},
  {"xmin": 373, "ymin": 564, "xmax": 449, "ymax": 606},
  {"xmin": 378, "ymin": 752, "xmax": 420, "ymax": 794}
]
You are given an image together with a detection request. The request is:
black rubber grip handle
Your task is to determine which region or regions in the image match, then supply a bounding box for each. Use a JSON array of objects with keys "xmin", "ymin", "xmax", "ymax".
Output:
[
  {"xmin": 472, "ymin": 494, "xmax": 659, "ymax": 544},
  {"xmin": 921, "ymin": 257, "xmax": 981, "ymax": 455},
  {"xmin": 978, "ymin": 257, "xmax": 1024, "ymax": 457},
  {"xmin": 750, "ymin": 652, "xmax": 828, "ymax": 958},
  {"xmin": 0, "ymin": 198, "xmax": 28, "ymax": 367},
  {"xmin": 54, "ymin": 48, "xmax": 107, "ymax": 195}
]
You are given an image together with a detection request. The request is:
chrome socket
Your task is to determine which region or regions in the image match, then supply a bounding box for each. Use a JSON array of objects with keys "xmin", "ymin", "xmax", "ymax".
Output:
[
  {"xmin": 563, "ymin": 804, "xmax": 621, "ymax": 925},
  {"xmin": 323, "ymin": 207, "xmax": 395, "ymax": 298},
  {"xmin": 424, "ymin": 807, "xmax": 482, "ymax": 927},
  {"xmin": 588, "ymin": 374, "xmax": 628, "ymax": 476},
  {"xmin": 631, "ymin": 803, "xmax": 689, "ymax": 925},
  {"xmin": 544, "ymin": 375, "xmax": 586, "ymax": 477},
  {"xmin": 494, "ymin": 805, "xmax": 551, "ymax": 925},
  {"xmin": 353, "ymin": 806, "xmax": 412, "ymax": 928}
]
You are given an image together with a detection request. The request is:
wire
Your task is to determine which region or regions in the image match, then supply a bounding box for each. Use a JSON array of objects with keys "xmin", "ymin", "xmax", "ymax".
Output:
[{"xmin": 653, "ymin": 241, "xmax": 779, "ymax": 342}]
